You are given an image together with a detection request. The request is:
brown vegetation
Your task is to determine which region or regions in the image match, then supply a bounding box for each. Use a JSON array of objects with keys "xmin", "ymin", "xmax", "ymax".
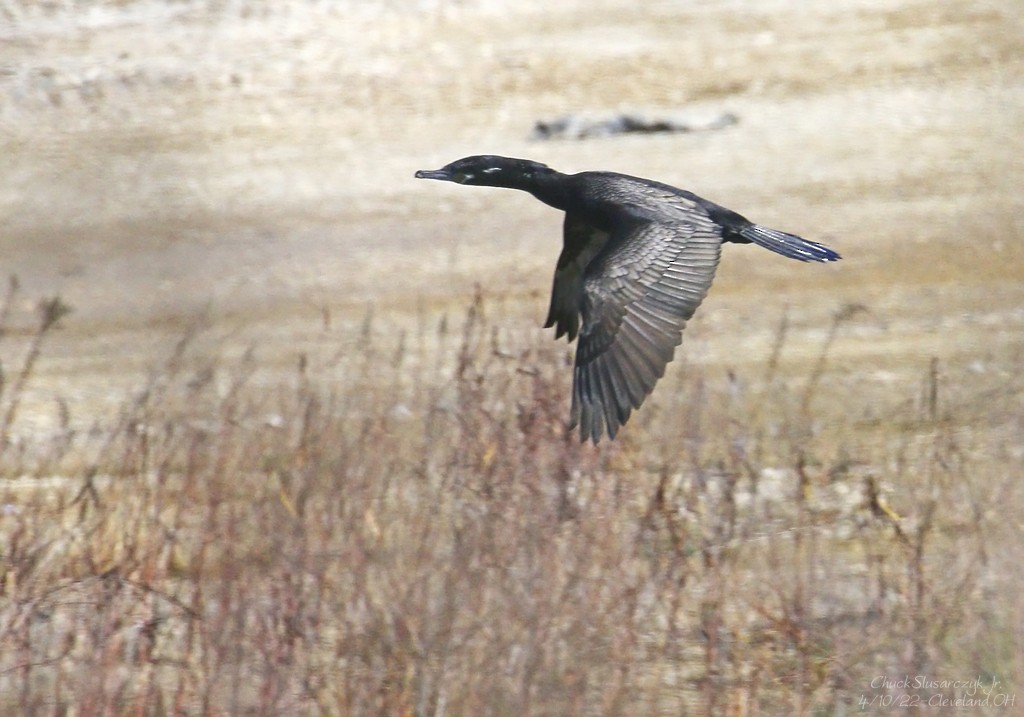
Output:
[{"xmin": 2, "ymin": 280, "xmax": 1021, "ymax": 715}]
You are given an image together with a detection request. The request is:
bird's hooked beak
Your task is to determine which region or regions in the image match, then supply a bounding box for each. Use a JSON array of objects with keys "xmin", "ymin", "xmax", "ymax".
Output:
[{"xmin": 415, "ymin": 167, "xmax": 455, "ymax": 182}]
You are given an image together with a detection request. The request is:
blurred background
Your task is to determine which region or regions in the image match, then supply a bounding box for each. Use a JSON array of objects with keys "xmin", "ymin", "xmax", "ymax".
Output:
[
  {"xmin": 1, "ymin": 1, "xmax": 1023, "ymax": 714},
  {"xmin": 2, "ymin": 0, "xmax": 1021, "ymax": 435}
]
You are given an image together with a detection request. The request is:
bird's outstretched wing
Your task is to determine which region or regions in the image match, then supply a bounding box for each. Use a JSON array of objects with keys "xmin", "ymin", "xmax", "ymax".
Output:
[{"xmin": 571, "ymin": 214, "xmax": 723, "ymax": 442}]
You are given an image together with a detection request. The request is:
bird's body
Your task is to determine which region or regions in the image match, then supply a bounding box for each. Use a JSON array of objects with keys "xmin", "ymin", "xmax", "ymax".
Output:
[{"xmin": 415, "ymin": 155, "xmax": 840, "ymax": 443}]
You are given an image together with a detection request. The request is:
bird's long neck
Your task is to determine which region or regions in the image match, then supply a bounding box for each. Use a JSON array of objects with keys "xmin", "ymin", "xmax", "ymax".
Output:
[{"xmin": 523, "ymin": 169, "xmax": 574, "ymax": 212}]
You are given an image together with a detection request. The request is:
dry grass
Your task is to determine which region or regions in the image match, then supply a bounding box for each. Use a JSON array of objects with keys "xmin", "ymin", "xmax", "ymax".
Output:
[{"xmin": 2, "ymin": 282, "xmax": 1021, "ymax": 716}]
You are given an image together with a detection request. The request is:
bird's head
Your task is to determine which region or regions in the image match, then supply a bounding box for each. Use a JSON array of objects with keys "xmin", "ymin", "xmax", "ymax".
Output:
[{"xmin": 415, "ymin": 155, "xmax": 554, "ymax": 189}]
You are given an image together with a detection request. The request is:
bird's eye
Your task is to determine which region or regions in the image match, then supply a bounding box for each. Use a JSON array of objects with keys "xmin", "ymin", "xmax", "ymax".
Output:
[{"xmin": 452, "ymin": 172, "xmax": 473, "ymax": 184}]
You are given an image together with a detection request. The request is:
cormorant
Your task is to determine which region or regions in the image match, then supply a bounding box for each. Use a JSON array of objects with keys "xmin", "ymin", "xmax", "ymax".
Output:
[{"xmin": 415, "ymin": 155, "xmax": 840, "ymax": 443}]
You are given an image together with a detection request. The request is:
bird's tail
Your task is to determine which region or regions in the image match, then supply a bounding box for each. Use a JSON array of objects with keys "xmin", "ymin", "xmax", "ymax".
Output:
[{"xmin": 740, "ymin": 224, "xmax": 841, "ymax": 262}]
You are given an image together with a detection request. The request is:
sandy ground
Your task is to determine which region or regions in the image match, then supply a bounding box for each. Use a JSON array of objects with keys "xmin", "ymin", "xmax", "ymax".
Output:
[{"xmin": 1, "ymin": 0, "xmax": 1023, "ymax": 440}]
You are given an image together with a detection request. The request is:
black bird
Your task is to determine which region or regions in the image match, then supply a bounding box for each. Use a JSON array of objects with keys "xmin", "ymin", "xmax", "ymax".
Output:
[{"xmin": 415, "ymin": 155, "xmax": 840, "ymax": 443}]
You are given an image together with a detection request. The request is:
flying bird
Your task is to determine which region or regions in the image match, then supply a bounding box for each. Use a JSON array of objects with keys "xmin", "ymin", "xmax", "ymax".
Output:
[{"xmin": 415, "ymin": 155, "xmax": 840, "ymax": 443}]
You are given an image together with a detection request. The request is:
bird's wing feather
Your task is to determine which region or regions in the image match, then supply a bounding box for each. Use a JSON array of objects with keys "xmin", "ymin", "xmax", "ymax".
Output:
[
  {"xmin": 571, "ymin": 213, "xmax": 723, "ymax": 442},
  {"xmin": 545, "ymin": 213, "xmax": 610, "ymax": 341}
]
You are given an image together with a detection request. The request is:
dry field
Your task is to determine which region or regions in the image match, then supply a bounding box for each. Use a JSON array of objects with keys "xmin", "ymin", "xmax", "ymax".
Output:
[{"xmin": 1, "ymin": 0, "xmax": 1023, "ymax": 714}]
